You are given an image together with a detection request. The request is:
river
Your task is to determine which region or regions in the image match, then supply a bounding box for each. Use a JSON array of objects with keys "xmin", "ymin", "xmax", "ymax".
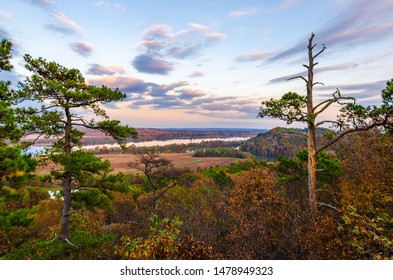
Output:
[{"xmin": 27, "ymin": 137, "xmax": 250, "ymax": 155}]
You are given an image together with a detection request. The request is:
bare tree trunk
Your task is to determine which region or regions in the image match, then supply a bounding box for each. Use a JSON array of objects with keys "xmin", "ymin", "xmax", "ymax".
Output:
[
  {"xmin": 306, "ymin": 34, "xmax": 318, "ymax": 214},
  {"xmin": 307, "ymin": 125, "xmax": 318, "ymax": 213}
]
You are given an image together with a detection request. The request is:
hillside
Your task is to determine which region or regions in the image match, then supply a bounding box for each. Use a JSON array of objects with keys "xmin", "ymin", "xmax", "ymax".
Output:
[{"xmin": 240, "ymin": 127, "xmax": 329, "ymax": 159}]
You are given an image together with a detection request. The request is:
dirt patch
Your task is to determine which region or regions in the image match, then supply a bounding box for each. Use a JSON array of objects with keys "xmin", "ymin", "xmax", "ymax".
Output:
[{"xmin": 36, "ymin": 153, "xmax": 240, "ymax": 175}]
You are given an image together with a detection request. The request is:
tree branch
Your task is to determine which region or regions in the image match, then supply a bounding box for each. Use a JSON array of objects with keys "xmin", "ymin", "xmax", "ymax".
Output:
[
  {"xmin": 287, "ymin": 75, "xmax": 308, "ymax": 84},
  {"xmin": 63, "ymin": 209, "xmax": 83, "ymax": 217},
  {"xmin": 316, "ymin": 118, "xmax": 390, "ymax": 154},
  {"xmin": 315, "ymin": 120, "xmax": 340, "ymax": 127},
  {"xmin": 154, "ymin": 182, "xmax": 178, "ymax": 203},
  {"xmin": 313, "ymin": 44, "xmax": 326, "ymax": 59},
  {"xmin": 317, "ymin": 202, "xmax": 341, "ymax": 212},
  {"xmin": 313, "ymin": 89, "xmax": 355, "ymax": 116}
]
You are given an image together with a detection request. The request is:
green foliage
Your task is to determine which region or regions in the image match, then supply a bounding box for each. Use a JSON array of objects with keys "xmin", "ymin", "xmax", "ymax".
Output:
[
  {"xmin": 17, "ymin": 54, "xmax": 138, "ymax": 240},
  {"xmin": 117, "ymin": 215, "xmax": 183, "ymax": 260},
  {"xmin": 259, "ymin": 92, "xmax": 308, "ymax": 124},
  {"xmin": 0, "ymin": 39, "xmax": 35, "ymax": 181},
  {"xmin": 2, "ymin": 216, "xmax": 117, "ymax": 260},
  {"xmin": 50, "ymin": 150, "xmax": 111, "ymax": 181},
  {"xmin": 0, "ymin": 39, "xmax": 13, "ymax": 71},
  {"xmin": 0, "ymin": 146, "xmax": 37, "ymax": 180},
  {"xmin": 71, "ymin": 189, "xmax": 114, "ymax": 213},
  {"xmin": 277, "ymin": 150, "xmax": 341, "ymax": 184},
  {"xmin": 226, "ymin": 159, "xmax": 269, "ymax": 174},
  {"xmin": 0, "ymin": 185, "xmax": 30, "ymax": 209},
  {"xmin": 0, "ymin": 208, "xmax": 35, "ymax": 231},
  {"xmin": 338, "ymin": 206, "xmax": 393, "ymax": 259},
  {"xmin": 202, "ymin": 166, "xmax": 234, "ymax": 190},
  {"xmin": 94, "ymin": 120, "xmax": 138, "ymax": 149},
  {"xmin": 193, "ymin": 147, "xmax": 248, "ymax": 159}
]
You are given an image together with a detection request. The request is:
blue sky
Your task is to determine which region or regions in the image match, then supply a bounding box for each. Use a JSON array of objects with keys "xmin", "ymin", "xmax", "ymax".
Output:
[{"xmin": 1, "ymin": 0, "xmax": 392, "ymax": 129}]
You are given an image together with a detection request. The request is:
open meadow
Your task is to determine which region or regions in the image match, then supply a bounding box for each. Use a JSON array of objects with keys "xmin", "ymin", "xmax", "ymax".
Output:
[{"xmin": 36, "ymin": 153, "xmax": 240, "ymax": 175}]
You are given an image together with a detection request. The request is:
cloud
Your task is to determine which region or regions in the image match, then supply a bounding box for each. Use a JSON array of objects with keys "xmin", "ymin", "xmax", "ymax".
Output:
[
  {"xmin": 229, "ymin": 0, "xmax": 300, "ymax": 18},
  {"xmin": 148, "ymin": 82, "xmax": 187, "ymax": 97},
  {"xmin": 205, "ymin": 32, "xmax": 226, "ymax": 45},
  {"xmin": 177, "ymin": 88, "xmax": 206, "ymax": 100},
  {"xmin": 25, "ymin": 0, "xmax": 54, "ymax": 7},
  {"xmin": 318, "ymin": 80, "xmax": 387, "ymax": 99},
  {"xmin": 132, "ymin": 23, "xmax": 225, "ymax": 75},
  {"xmin": 70, "ymin": 41, "xmax": 94, "ymax": 57},
  {"xmin": 45, "ymin": 12, "xmax": 83, "ymax": 35},
  {"xmin": 269, "ymin": 62, "xmax": 359, "ymax": 84},
  {"xmin": 229, "ymin": 7, "xmax": 261, "ymax": 18},
  {"xmin": 198, "ymin": 98, "xmax": 259, "ymax": 118},
  {"xmin": 132, "ymin": 53, "xmax": 174, "ymax": 75},
  {"xmin": 189, "ymin": 70, "xmax": 206, "ymax": 78},
  {"xmin": 0, "ymin": 69, "xmax": 25, "ymax": 87},
  {"xmin": 267, "ymin": 0, "xmax": 393, "ymax": 63},
  {"xmin": 88, "ymin": 76, "xmax": 152, "ymax": 94},
  {"xmin": 0, "ymin": 11, "xmax": 11, "ymax": 20},
  {"xmin": 0, "ymin": 27, "xmax": 22, "ymax": 54},
  {"xmin": 88, "ymin": 74, "xmax": 258, "ymax": 120},
  {"xmin": 87, "ymin": 64, "xmax": 126, "ymax": 75},
  {"xmin": 235, "ymin": 50, "xmax": 274, "ymax": 62},
  {"xmin": 0, "ymin": 27, "xmax": 11, "ymax": 40}
]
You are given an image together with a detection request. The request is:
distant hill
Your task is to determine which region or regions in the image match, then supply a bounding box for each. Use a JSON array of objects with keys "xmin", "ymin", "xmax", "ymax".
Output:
[
  {"xmin": 133, "ymin": 128, "xmax": 265, "ymax": 142},
  {"xmin": 240, "ymin": 127, "xmax": 329, "ymax": 159}
]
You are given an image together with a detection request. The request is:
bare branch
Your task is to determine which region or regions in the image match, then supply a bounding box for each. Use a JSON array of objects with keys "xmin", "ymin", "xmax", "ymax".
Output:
[
  {"xmin": 23, "ymin": 132, "xmax": 45, "ymax": 145},
  {"xmin": 313, "ymin": 89, "xmax": 356, "ymax": 116},
  {"xmin": 154, "ymin": 182, "xmax": 178, "ymax": 203},
  {"xmin": 313, "ymin": 44, "xmax": 326, "ymax": 59},
  {"xmin": 46, "ymin": 236, "xmax": 78, "ymax": 248},
  {"xmin": 316, "ymin": 118, "xmax": 390, "ymax": 154},
  {"xmin": 312, "ymin": 82, "xmax": 324, "ymax": 86},
  {"xmin": 65, "ymin": 238, "xmax": 78, "ymax": 248},
  {"xmin": 63, "ymin": 209, "xmax": 83, "ymax": 217},
  {"xmin": 317, "ymin": 202, "xmax": 341, "ymax": 212},
  {"xmin": 287, "ymin": 75, "xmax": 308, "ymax": 83},
  {"xmin": 315, "ymin": 120, "xmax": 340, "ymax": 127},
  {"xmin": 46, "ymin": 235, "xmax": 60, "ymax": 245}
]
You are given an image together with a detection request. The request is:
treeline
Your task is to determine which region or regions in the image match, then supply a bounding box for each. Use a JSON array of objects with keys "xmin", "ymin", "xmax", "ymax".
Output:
[
  {"xmin": 85, "ymin": 140, "xmax": 245, "ymax": 154},
  {"xmin": 193, "ymin": 147, "xmax": 248, "ymax": 159},
  {"xmin": 31, "ymin": 128, "xmax": 260, "ymax": 147}
]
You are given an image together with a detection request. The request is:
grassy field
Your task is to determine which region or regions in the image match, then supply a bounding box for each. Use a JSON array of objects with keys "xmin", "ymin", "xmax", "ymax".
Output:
[{"xmin": 36, "ymin": 153, "xmax": 240, "ymax": 175}]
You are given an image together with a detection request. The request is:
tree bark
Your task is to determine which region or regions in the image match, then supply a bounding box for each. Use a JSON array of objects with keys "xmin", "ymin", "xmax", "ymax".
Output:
[
  {"xmin": 306, "ymin": 34, "xmax": 318, "ymax": 214},
  {"xmin": 59, "ymin": 108, "xmax": 72, "ymax": 241},
  {"xmin": 307, "ymin": 124, "xmax": 318, "ymax": 213}
]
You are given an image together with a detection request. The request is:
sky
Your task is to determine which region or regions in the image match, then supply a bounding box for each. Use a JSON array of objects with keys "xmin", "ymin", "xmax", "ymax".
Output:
[{"xmin": 0, "ymin": 0, "xmax": 392, "ymax": 129}]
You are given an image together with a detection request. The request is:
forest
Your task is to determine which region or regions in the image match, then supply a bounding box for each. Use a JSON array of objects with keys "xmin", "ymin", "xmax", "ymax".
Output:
[{"xmin": 1, "ymin": 35, "xmax": 392, "ymax": 260}]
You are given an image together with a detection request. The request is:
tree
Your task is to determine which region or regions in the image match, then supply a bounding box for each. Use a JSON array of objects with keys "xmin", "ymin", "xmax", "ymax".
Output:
[
  {"xmin": 0, "ymin": 39, "xmax": 36, "ymax": 181},
  {"xmin": 128, "ymin": 152, "xmax": 192, "ymax": 213},
  {"xmin": 258, "ymin": 33, "xmax": 393, "ymax": 214},
  {"xmin": 17, "ymin": 55, "xmax": 138, "ymax": 244}
]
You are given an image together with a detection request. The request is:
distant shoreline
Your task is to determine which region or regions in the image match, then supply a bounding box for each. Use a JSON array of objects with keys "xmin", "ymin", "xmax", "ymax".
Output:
[{"xmin": 27, "ymin": 137, "xmax": 250, "ymax": 154}]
